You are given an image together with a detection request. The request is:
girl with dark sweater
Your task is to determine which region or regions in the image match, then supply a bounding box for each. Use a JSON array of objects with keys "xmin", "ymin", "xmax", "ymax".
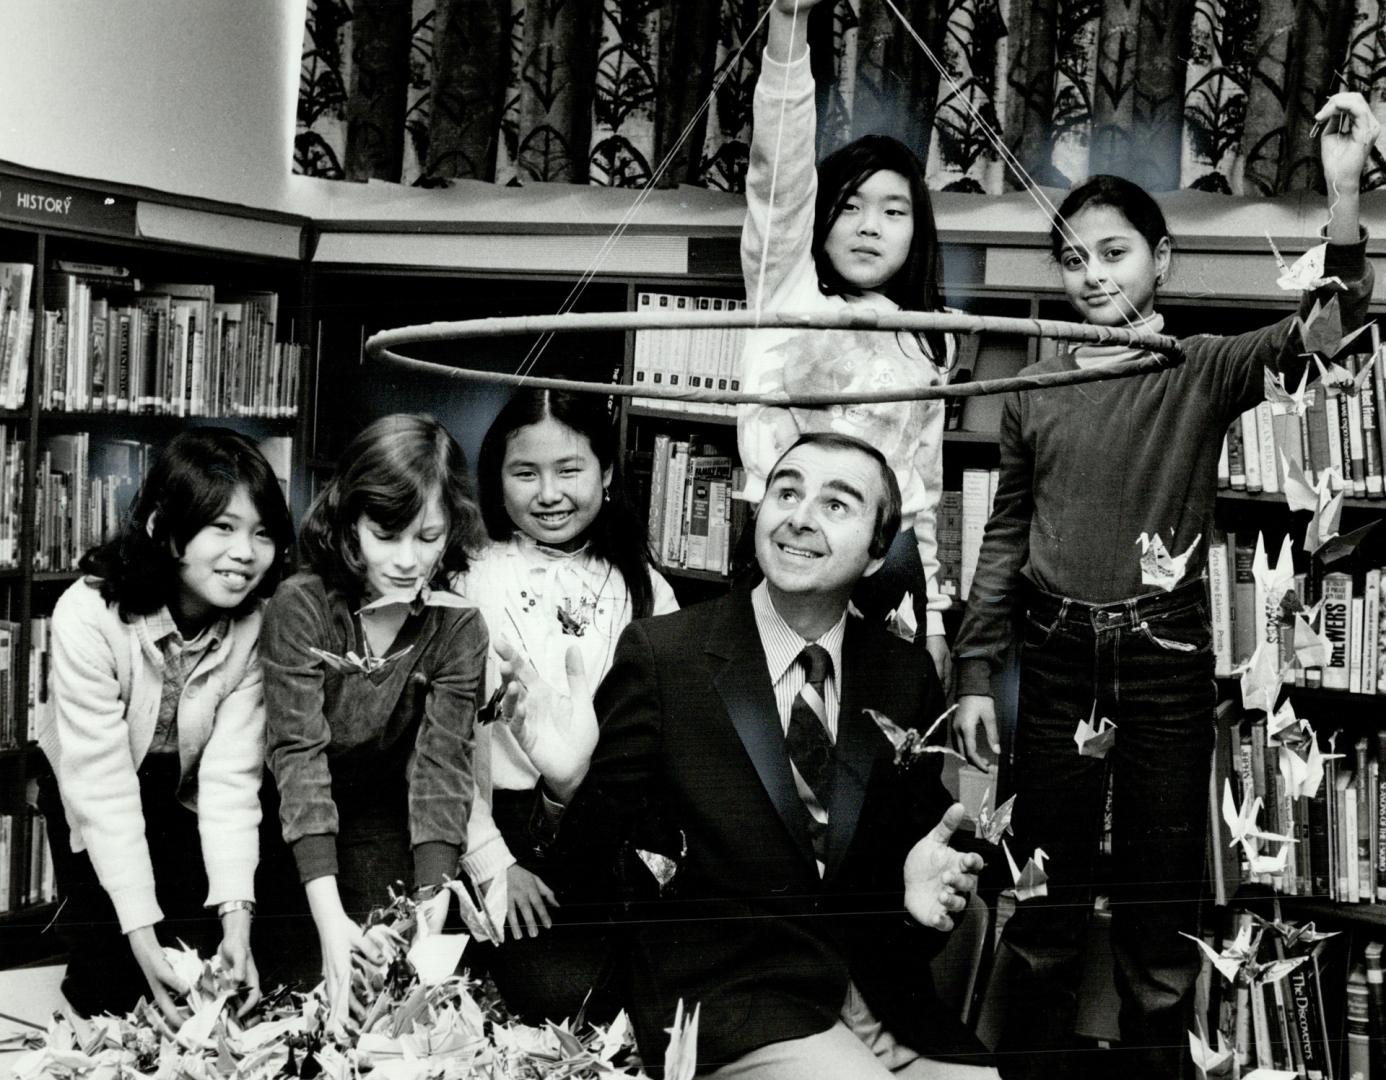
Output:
[
  {"xmin": 262, "ymin": 414, "xmax": 486, "ymax": 1029},
  {"xmin": 952, "ymin": 95, "xmax": 1379, "ymax": 1079}
]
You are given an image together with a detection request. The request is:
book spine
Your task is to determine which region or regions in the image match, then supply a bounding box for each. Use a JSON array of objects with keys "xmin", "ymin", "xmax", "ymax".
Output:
[
  {"xmin": 1257, "ymin": 401, "xmax": 1281, "ymax": 493},
  {"xmin": 1362, "ymin": 361, "xmax": 1384, "ymax": 497},
  {"xmin": 1323, "ymin": 573, "xmax": 1353, "ymax": 691},
  {"xmin": 1364, "ymin": 568, "xmax": 1380, "ymax": 696},
  {"xmin": 1209, "ymin": 534, "xmax": 1233, "ymax": 677},
  {"xmin": 1351, "ymin": 596, "xmax": 1366, "ymax": 695},
  {"xmin": 960, "ymin": 469, "xmax": 990, "ymax": 601},
  {"xmin": 1228, "ymin": 421, "xmax": 1248, "ymax": 489},
  {"xmin": 1349, "ymin": 358, "xmax": 1368, "ymax": 495},
  {"xmin": 1242, "ymin": 409, "xmax": 1263, "ymax": 492},
  {"xmin": 1348, "ymin": 965, "xmax": 1371, "ymax": 1080}
]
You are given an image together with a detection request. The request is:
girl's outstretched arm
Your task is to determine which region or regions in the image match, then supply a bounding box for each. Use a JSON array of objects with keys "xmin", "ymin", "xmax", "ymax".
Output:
[{"xmin": 1319, "ymin": 91, "xmax": 1379, "ymax": 246}]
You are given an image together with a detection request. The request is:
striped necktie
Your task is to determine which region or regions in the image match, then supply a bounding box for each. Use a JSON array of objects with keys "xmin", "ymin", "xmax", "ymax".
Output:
[{"xmin": 786, "ymin": 644, "xmax": 834, "ymax": 864}]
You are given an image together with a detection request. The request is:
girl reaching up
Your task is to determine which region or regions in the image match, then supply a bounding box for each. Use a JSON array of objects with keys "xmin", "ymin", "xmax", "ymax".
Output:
[
  {"xmin": 456, "ymin": 387, "xmax": 677, "ymax": 1024},
  {"xmin": 738, "ymin": 0, "xmax": 955, "ymax": 681},
  {"xmin": 952, "ymin": 95, "xmax": 1379, "ymax": 1079}
]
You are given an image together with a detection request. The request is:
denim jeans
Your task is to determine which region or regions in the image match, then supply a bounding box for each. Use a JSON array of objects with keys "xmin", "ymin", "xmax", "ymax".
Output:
[{"xmin": 996, "ymin": 581, "xmax": 1215, "ymax": 1080}]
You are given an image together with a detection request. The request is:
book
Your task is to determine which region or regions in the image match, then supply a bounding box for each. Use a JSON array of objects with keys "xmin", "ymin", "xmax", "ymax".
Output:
[
  {"xmin": 1232, "ymin": 535, "xmax": 1257, "ymax": 667},
  {"xmin": 1366, "ymin": 941, "xmax": 1386, "ymax": 1079},
  {"xmin": 1242, "ymin": 408, "xmax": 1263, "ymax": 492},
  {"xmin": 960, "ymin": 468, "xmax": 991, "ymax": 600},
  {"xmin": 1347, "ymin": 964, "xmax": 1371, "ymax": 1080},
  {"xmin": 1209, "ymin": 531, "xmax": 1233, "ymax": 676},
  {"xmin": 1322, "ymin": 573, "xmax": 1354, "ymax": 691}
]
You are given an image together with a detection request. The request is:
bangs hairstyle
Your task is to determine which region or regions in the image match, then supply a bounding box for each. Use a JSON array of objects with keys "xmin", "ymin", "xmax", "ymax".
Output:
[
  {"xmin": 79, "ymin": 427, "xmax": 294, "ymax": 620},
  {"xmin": 299, "ymin": 413, "xmax": 484, "ymax": 595},
  {"xmin": 812, "ymin": 133, "xmax": 949, "ymax": 366},
  {"xmin": 477, "ymin": 386, "xmax": 659, "ymax": 620},
  {"xmin": 1049, "ymin": 174, "xmax": 1172, "ymax": 262}
]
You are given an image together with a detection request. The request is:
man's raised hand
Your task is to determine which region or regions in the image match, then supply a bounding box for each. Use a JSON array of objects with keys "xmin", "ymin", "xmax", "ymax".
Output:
[
  {"xmin": 495, "ymin": 639, "xmax": 597, "ymax": 803},
  {"xmin": 903, "ymin": 803, "xmax": 985, "ymax": 931}
]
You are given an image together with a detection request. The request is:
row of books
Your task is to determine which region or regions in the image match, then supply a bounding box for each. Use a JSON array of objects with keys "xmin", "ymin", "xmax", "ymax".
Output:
[
  {"xmin": 1217, "ymin": 342, "xmax": 1386, "ymax": 498},
  {"xmin": 0, "ymin": 808, "xmax": 56, "ymax": 914},
  {"xmin": 0, "ymin": 262, "xmax": 35, "ymax": 410},
  {"xmin": 1218, "ymin": 708, "xmax": 1386, "ymax": 905},
  {"xmin": 40, "ymin": 267, "xmax": 301, "ymax": 417},
  {"xmin": 631, "ymin": 292, "xmax": 745, "ymax": 416},
  {"xmin": 33, "ymin": 434, "xmax": 150, "ymax": 573},
  {"xmin": 1197, "ymin": 907, "xmax": 1345, "ymax": 1078},
  {"xmin": 0, "ymin": 426, "xmax": 26, "ymax": 568},
  {"xmin": 29, "ymin": 433, "xmax": 291, "ymax": 574},
  {"xmin": 646, "ymin": 434, "xmax": 745, "ymax": 575},
  {"xmin": 1207, "ymin": 531, "xmax": 1386, "ymax": 692}
]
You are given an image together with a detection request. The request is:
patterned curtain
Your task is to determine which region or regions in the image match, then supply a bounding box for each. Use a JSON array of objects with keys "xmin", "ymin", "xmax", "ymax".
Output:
[{"xmin": 296, "ymin": 0, "xmax": 1386, "ymax": 195}]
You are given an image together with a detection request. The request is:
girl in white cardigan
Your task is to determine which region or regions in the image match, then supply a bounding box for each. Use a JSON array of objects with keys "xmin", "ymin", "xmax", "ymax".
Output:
[
  {"xmin": 455, "ymin": 387, "xmax": 677, "ymax": 1023},
  {"xmin": 36, "ymin": 428, "xmax": 293, "ymax": 1024}
]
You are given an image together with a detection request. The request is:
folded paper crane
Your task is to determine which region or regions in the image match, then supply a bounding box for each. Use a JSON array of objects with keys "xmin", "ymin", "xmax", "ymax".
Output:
[
  {"xmin": 1135, "ymin": 531, "xmax": 1201, "ymax": 592},
  {"xmin": 1266, "ymin": 236, "xmax": 1346, "ymax": 294},
  {"xmin": 975, "ymin": 786, "xmax": 1016, "ymax": 846},
  {"xmin": 1002, "ymin": 840, "xmax": 1049, "ymax": 901},
  {"xmin": 1074, "ymin": 706, "xmax": 1117, "ymax": 759}
]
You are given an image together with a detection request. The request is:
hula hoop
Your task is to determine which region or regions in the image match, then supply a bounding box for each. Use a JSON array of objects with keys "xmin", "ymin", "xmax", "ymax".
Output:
[{"xmin": 365, "ymin": 308, "xmax": 1185, "ymax": 407}]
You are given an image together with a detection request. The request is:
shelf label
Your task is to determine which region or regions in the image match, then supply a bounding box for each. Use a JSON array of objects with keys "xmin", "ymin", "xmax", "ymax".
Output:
[{"xmin": 0, "ymin": 173, "xmax": 136, "ymax": 234}]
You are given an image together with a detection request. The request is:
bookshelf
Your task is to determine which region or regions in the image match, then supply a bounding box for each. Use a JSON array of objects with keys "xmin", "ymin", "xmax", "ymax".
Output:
[{"xmin": 0, "ymin": 165, "xmax": 313, "ymax": 963}]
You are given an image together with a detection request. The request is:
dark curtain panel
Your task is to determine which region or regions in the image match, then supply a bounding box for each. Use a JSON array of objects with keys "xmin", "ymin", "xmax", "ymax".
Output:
[
  {"xmin": 344, "ymin": 0, "xmax": 416, "ymax": 181},
  {"xmin": 298, "ymin": 0, "xmax": 1386, "ymax": 196},
  {"xmin": 426, "ymin": 0, "xmax": 512, "ymax": 180},
  {"xmin": 514, "ymin": 0, "xmax": 603, "ymax": 183}
]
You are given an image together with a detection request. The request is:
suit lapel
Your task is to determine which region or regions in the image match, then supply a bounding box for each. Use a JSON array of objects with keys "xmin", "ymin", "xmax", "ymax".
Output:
[
  {"xmin": 823, "ymin": 617, "xmax": 888, "ymax": 881},
  {"xmin": 708, "ymin": 597, "xmax": 817, "ymax": 869}
]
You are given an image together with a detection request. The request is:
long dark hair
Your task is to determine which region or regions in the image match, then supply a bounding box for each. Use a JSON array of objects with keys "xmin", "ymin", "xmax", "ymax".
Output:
[
  {"xmin": 299, "ymin": 414, "xmax": 484, "ymax": 597},
  {"xmin": 1049, "ymin": 174, "xmax": 1172, "ymax": 262},
  {"xmin": 477, "ymin": 387, "xmax": 657, "ymax": 620},
  {"xmin": 812, "ymin": 133, "xmax": 949, "ymax": 366},
  {"xmin": 79, "ymin": 427, "xmax": 294, "ymax": 620}
]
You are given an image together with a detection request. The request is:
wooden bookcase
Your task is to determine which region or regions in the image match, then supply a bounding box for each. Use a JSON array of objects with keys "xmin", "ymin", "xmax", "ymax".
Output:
[{"xmin": 0, "ymin": 166, "xmax": 314, "ymax": 964}]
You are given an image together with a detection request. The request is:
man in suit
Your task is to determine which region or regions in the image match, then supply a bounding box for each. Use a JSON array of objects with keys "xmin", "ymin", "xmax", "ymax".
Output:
[{"xmin": 500, "ymin": 431, "xmax": 987, "ymax": 1077}]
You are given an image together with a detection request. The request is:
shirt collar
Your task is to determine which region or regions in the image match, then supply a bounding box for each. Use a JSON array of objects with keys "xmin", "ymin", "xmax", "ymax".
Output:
[
  {"xmin": 145, "ymin": 606, "xmax": 227, "ymax": 653},
  {"xmin": 751, "ymin": 580, "xmax": 846, "ymax": 685},
  {"xmin": 511, "ymin": 532, "xmax": 591, "ymax": 563}
]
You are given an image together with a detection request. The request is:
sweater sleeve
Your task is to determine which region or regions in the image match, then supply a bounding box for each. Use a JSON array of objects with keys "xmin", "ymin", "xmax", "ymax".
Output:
[
  {"xmin": 1205, "ymin": 230, "xmax": 1372, "ymax": 420},
  {"xmin": 195, "ymin": 637, "xmax": 264, "ymax": 910},
  {"xmin": 260, "ymin": 579, "xmax": 341, "ymax": 884},
  {"xmin": 912, "ymin": 387, "xmax": 950, "ymax": 638},
  {"xmin": 952, "ymin": 391, "xmax": 1035, "ymax": 697},
  {"xmin": 736, "ymin": 47, "xmax": 819, "ymax": 505},
  {"xmin": 48, "ymin": 585, "xmax": 162, "ymax": 933},
  {"xmin": 407, "ymin": 608, "xmax": 486, "ymax": 887},
  {"xmin": 461, "ymin": 723, "xmax": 518, "ymax": 885}
]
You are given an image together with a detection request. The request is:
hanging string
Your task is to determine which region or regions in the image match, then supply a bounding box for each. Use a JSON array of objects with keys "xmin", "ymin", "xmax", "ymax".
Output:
[
  {"xmin": 512, "ymin": 2, "xmax": 776, "ymax": 380},
  {"xmin": 877, "ymin": 0, "xmax": 1145, "ymax": 333}
]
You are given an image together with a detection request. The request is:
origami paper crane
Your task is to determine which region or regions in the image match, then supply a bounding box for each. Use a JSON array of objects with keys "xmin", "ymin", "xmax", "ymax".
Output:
[
  {"xmin": 975, "ymin": 786, "xmax": 1016, "ymax": 846},
  {"xmin": 663, "ymin": 1000, "xmax": 701, "ymax": 1080},
  {"xmin": 1316, "ymin": 519, "xmax": 1380, "ymax": 567},
  {"xmin": 307, "ymin": 643, "xmax": 415, "ymax": 676},
  {"xmin": 1222, "ymin": 778, "xmax": 1294, "ymax": 850},
  {"xmin": 444, "ymin": 874, "xmax": 508, "ymax": 946},
  {"xmin": 1002, "ymin": 840, "xmax": 1049, "ymax": 901},
  {"xmin": 1136, "ymin": 531, "xmax": 1201, "ymax": 592},
  {"xmin": 885, "ymin": 590, "xmax": 917, "ymax": 643},
  {"xmin": 1074, "ymin": 705, "xmax": 1117, "ymax": 759},
  {"xmin": 1187, "ymin": 1025, "xmax": 1234, "ymax": 1077},
  {"xmin": 865, "ymin": 705, "xmax": 966, "ymax": 768},
  {"xmin": 1266, "ymin": 235, "xmax": 1345, "ymax": 293},
  {"xmin": 1312, "ymin": 346, "xmax": 1377, "ymax": 396},
  {"xmin": 1236, "ymin": 641, "xmax": 1286, "ymax": 714},
  {"xmin": 1276, "ymin": 715, "xmax": 1343, "ymax": 800},
  {"xmin": 1264, "ymin": 366, "xmax": 1313, "ymax": 417},
  {"xmin": 1181, "ymin": 920, "xmax": 1307, "ymax": 987}
]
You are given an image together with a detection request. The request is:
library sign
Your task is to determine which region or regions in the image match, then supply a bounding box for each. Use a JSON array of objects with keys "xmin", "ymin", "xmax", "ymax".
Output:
[{"xmin": 0, "ymin": 173, "xmax": 136, "ymax": 235}]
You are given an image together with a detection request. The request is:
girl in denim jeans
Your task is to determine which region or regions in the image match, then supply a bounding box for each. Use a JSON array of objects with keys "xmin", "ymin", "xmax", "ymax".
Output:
[{"xmin": 952, "ymin": 95, "xmax": 1379, "ymax": 1079}]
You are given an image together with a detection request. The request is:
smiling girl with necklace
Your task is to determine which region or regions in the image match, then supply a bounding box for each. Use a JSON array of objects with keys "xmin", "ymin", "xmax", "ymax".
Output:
[{"xmin": 454, "ymin": 386, "xmax": 677, "ymax": 1024}]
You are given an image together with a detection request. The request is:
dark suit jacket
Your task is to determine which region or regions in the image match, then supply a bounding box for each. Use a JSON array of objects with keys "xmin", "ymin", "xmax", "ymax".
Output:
[{"xmin": 555, "ymin": 590, "xmax": 965, "ymax": 1070}]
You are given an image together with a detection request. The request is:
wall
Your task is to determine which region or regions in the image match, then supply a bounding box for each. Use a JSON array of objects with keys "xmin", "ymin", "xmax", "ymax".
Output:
[{"xmin": 0, "ymin": 0, "xmax": 305, "ymax": 213}]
